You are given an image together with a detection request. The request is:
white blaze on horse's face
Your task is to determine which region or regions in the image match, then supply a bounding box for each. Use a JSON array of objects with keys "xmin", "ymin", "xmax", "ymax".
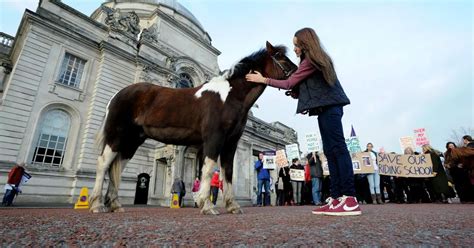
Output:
[{"xmin": 194, "ymin": 75, "xmax": 232, "ymax": 103}]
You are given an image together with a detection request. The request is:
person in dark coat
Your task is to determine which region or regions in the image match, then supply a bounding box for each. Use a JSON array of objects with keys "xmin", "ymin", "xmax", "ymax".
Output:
[
  {"xmin": 278, "ymin": 165, "xmax": 292, "ymax": 205},
  {"xmin": 171, "ymin": 177, "xmax": 186, "ymax": 207},
  {"xmin": 445, "ymin": 142, "xmax": 474, "ymax": 203},
  {"xmin": 307, "ymin": 152, "xmax": 324, "ymax": 205},
  {"xmin": 422, "ymin": 144, "xmax": 449, "ymax": 203}
]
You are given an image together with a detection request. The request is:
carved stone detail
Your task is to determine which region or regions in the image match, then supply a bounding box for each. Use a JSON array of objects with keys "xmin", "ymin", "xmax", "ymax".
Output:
[
  {"xmin": 101, "ymin": 6, "xmax": 141, "ymax": 39},
  {"xmin": 140, "ymin": 23, "xmax": 159, "ymax": 43}
]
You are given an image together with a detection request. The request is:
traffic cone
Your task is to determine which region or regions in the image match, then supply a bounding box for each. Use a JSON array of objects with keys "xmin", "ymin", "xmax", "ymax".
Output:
[{"xmin": 74, "ymin": 187, "xmax": 89, "ymax": 210}]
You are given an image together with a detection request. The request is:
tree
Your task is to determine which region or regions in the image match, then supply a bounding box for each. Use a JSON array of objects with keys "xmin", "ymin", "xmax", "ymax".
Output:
[{"xmin": 448, "ymin": 127, "xmax": 474, "ymax": 147}]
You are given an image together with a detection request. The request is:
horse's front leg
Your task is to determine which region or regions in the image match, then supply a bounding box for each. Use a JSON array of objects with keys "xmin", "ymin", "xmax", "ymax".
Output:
[
  {"xmin": 220, "ymin": 141, "xmax": 243, "ymax": 214},
  {"xmin": 197, "ymin": 157, "xmax": 220, "ymax": 215}
]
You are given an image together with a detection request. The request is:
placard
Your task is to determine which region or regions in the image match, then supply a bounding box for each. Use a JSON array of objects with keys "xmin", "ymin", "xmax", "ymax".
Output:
[
  {"xmin": 346, "ymin": 137, "xmax": 362, "ymax": 154},
  {"xmin": 275, "ymin": 149, "xmax": 289, "ymax": 168},
  {"xmin": 399, "ymin": 136, "xmax": 415, "ymax": 153},
  {"xmin": 377, "ymin": 153, "xmax": 434, "ymax": 178},
  {"xmin": 414, "ymin": 128, "xmax": 430, "ymax": 146},
  {"xmin": 305, "ymin": 132, "xmax": 322, "ymax": 152},
  {"xmin": 285, "ymin": 143, "xmax": 300, "ymax": 161},
  {"xmin": 263, "ymin": 151, "xmax": 276, "ymax": 170},
  {"xmin": 289, "ymin": 168, "xmax": 305, "ymax": 181},
  {"xmin": 321, "ymin": 152, "xmax": 375, "ymax": 175}
]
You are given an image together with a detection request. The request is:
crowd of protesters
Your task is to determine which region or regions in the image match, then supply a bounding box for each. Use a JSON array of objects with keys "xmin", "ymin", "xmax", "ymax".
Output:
[{"xmin": 257, "ymin": 135, "xmax": 474, "ymax": 206}]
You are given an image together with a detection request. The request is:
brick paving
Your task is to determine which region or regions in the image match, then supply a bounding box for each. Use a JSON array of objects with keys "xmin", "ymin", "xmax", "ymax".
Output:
[{"xmin": 1, "ymin": 203, "xmax": 473, "ymax": 246}]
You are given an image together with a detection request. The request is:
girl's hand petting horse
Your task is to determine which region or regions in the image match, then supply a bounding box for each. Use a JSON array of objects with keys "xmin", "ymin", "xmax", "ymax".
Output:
[{"xmin": 245, "ymin": 71, "xmax": 267, "ymax": 84}]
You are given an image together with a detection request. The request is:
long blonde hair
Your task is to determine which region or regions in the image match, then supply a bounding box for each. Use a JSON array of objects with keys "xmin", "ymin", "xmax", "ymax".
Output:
[{"xmin": 294, "ymin": 27, "xmax": 337, "ymax": 85}]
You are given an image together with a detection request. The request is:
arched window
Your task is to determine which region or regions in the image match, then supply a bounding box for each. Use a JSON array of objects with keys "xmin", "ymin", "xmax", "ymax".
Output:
[
  {"xmin": 32, "ymin": 109, "xmax": 71, "ymax": 167},
  {"xmin": 176, "ymin": 73, "xmax": 193, "ymax": 88}
]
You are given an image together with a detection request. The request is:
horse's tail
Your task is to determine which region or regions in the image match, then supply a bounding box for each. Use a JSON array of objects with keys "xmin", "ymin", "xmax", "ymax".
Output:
[{"xmin": 95, "ymin": 116, "xmax": 106, "ymax": 156}]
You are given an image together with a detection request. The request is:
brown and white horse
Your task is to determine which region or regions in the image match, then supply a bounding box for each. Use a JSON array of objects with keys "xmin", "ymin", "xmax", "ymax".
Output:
[{"xmin": 90, "ymin": 42, "xmax": 297, "ymax": 215}]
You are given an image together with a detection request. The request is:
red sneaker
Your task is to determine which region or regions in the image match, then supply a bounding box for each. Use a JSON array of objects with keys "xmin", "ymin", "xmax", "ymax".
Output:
[
  {"xmin": 312, "ymin": 197, "xmax": 339, "ymax": 215},
  {"xmin": 324, "ymin": 195, "xmax": 362, "ymax": 216}
]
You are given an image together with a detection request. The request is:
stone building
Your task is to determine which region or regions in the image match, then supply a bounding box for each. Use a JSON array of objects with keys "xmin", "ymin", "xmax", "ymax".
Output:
[{"xmin": 0, "ymin": 0, "xmax": 298, "ymax": 207}]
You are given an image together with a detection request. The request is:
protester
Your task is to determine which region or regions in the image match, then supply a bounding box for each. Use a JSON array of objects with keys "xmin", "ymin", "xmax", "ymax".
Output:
[
  {"xmin": 246, "ymin": 27, "xmax": 360, "ymax": 216},
  {"xmin": 289, "ymin": 158, "xmax": 304, "ymax": 205},
  {"xmin": 379, "ymin": 150, "xmax": 396, "ymax": 203},
  {"xmin": 171, "ymin": 177, "xmax": 186, "ymax": 207},
  {"xmin": 364, "ymin": 143, "xmax": 382, "ymax": 204},
  {"xmin": 422, "ymin": 144, "xmax": 450, "ymax": 203},
  {"xmin": 254, "ymin": 153, "xmax": 270, "ymax": 206},
  {"xmin": 210, "ymin": 169, "xmax": 222, "ymax": 205},
  {"xmin": 2, "ymin": 162, "xmax": 26, "ymax": 206},
  {"xmin": 192, "ymin": 177, "xmax": 200, "ymax": 208},
  {"xmin": 307, "ymin": 152, "xmax": 323, "ymax": 205},
  {"xmin": 278, "ymin": 164, "xmax": 292, "ymax": 206},
  {"xmin": 463, "ymin": 135, "xmax": 474, "ymax": 148},
  {"xmin": 445, "ymin": 142, "xmax": 473, "ymax": 203}
]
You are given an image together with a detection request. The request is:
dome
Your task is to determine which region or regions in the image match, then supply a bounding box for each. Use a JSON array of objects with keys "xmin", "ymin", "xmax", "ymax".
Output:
[{"xmin": 104, "ymin": 0, "xmax": 204, "ymax": 30}]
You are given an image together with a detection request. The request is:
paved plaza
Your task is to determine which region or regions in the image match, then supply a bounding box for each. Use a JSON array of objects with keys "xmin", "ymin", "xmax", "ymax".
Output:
[{"xmin": 1, "ymin": 203, "xmax": 473, "ymax": 246}]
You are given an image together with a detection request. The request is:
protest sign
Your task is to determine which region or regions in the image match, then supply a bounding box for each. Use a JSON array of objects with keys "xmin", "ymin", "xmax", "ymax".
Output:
[
  {"xmin": 275, "ymin": 149, "xmax": 289, "ymax": 168},
  {"xmin": 285, "ymin": 143, "xmax": 300, "ymax": 161},
  {"xmin": 321, "ymin": 152, "xmax": 375, "ymax": 175},
  {"xmin": 305, "ymin": 132, "xmax": 322, "ymax": 152},
  {"xmin": 414, "ymin": 128, "xmax": 430, "ymax": 146},
  {"xmin": 263, "ymin": 151, "xmax": 276, "ymax": 170},
  {"xmin": 377, "ymin": 153, "xmax": 434, "ymax": 178},
  {"xmin": 289, "ymin": 168, "xmax": 305, "ymax": 181},
  {"xmin": 399, "ymin": 136, "xmax": 415, "ymax": 153},
  {"xmin": 346, "ymin": 137, "xmax": 362, "ymax": 154}
]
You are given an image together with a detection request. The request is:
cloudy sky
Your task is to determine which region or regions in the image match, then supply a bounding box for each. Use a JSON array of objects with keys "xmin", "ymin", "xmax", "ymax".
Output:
[{"xmin": 1, "ymin": 0, "xmax": 472, "ymax": 154}]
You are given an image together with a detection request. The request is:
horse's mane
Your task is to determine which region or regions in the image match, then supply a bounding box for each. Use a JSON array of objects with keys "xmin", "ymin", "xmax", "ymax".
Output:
[
  {"xmin": 450, "ymin": 147, "xmax": 474, "ymax": 159},
  {"xmin": 226, "ymin": 45, "xmax": 288, "ymax": 80}
]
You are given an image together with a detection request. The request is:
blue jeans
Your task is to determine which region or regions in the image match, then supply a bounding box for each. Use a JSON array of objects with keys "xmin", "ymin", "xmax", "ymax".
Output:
[
  {"xmin": 318, "ymin": 105, "xmax": 355, "ymax": 198},
  {"xmin": 367, "ymin": 171, "xmax": 381, "ymax": 194},
  {"xmin": 257, "ymin": 179, "xmax": 270, "ymax": 206},
  {"xmin": 311, "ymin": 178, "xmax": 322, "ymax": 204}
]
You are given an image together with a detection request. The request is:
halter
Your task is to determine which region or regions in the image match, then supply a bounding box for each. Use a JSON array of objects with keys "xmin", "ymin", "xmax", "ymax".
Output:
[{"xmin": 271, "ymin": 53, "xmax": 294, "ymax": 77}]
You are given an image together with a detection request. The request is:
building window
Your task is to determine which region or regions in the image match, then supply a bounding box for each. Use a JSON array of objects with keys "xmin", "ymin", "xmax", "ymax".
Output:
[
  {"xmin": 32, "ymin": 109, "xmax": 71, "ymax": 167},
  {"xmin": 176, "ymin": 73, "xmax": 193, "ymax": 88},
  {"xmin": 57, "ymin": 52, "xmax": 86, "ymax": 88}
]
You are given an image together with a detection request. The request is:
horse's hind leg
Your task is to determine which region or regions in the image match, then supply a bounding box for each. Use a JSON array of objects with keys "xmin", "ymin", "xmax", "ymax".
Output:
[
  {"xmin": 220, "ymin": 140, "xmax": 243, "ymax": 214},
  {"xmin": 90, "ymin": 145, "xmax": 117, "ymax": 213},
  {"xmin": 104, "ymin": 157, "xmax": 129, "ymax": 212}
]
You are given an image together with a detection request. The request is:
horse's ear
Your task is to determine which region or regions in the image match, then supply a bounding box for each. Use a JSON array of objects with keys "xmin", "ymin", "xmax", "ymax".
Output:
[{"xmin": 266, "ymin": 41, "xmax": 275, "ymax": 54}]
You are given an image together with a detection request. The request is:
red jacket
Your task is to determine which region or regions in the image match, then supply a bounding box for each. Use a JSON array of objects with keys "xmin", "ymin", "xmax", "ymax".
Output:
[
  {"xmin": 7, "ymin": 165, "xmax": 25, "ymax": 186},
  {"xmin": 304, "ymin": 163, "xmax": 311, "ymax": 182},
  {"xmin": 210, "ymin": 172, "xmax": 220, "ymax": 187}
]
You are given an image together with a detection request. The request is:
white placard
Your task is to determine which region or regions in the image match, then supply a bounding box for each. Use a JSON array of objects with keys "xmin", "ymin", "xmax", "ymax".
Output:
[
  {"xmin": 285, "ymin": 143, "xmax": 300, "ymax": 161},
  {"xmin": 289, "ymin": 168, "xmax": 305, "ymax": 181}
]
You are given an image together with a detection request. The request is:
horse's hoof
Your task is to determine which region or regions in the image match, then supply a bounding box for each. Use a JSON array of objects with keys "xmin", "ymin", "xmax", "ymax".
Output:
[
  {"xmin": 111, "ymin": 207, "xmax": 125, "ymax": 213},
  {"xmin": 90, "ymin": 205, "xmax": 108, "ymax": 213},
  {"xmin": 229, "ymin": 208, "xmax": 243, "ymax": 214},
  {"xmin": 201, "ymin": 207, "xmax": 220, "ymax": 215}
]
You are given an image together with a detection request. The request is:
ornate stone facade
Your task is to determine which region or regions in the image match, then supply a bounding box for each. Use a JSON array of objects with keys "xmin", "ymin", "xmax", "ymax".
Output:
[{"xmin": 0, "ymin": 0, "xmax": 298, "ymax": 207}]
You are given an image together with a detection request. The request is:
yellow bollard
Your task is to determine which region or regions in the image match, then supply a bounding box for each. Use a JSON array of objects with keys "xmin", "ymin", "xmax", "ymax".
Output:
[
  {"xmin": 74, "ymin": 187, "xmax": 90, "ymax": 210},
  {"xmin": 170, "ymin": 193, "xmax": 180, "ymax": 208}
]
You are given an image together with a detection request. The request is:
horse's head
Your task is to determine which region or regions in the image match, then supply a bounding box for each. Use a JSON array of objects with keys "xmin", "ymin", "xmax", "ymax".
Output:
[
  {"xmin": 227, "ymin": 42, "xmax": 297, "ymax": 82},
  {"xmin": 263, "ymin": 41, "xmax": 297, "ymax": 80}
]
